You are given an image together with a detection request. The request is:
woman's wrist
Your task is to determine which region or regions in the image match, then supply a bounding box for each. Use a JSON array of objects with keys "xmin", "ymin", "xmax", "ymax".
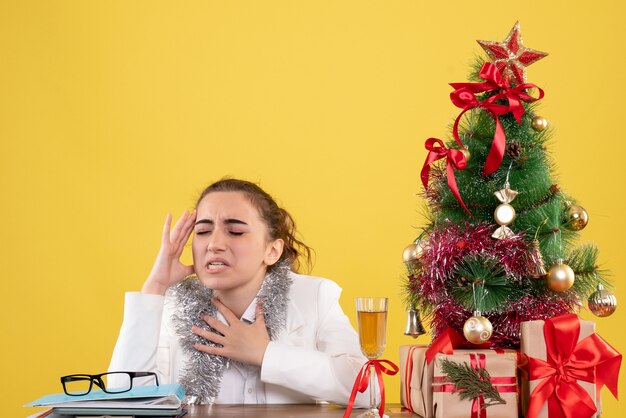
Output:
[{"xmin": 141, "ymin": 278, "xmax": 168, "ymax": 295}]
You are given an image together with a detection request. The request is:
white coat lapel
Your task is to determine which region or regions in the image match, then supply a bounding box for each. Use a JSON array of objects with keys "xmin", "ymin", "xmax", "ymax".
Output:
[{"xmin": 283, "ymin": 297, "xmax": 305, "ymax": 337}]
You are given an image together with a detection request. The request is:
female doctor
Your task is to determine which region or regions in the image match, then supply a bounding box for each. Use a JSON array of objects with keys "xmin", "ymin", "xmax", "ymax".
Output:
[{"xmin": 108, "ymin": 178, "xmax": 369, "ymax": 405}]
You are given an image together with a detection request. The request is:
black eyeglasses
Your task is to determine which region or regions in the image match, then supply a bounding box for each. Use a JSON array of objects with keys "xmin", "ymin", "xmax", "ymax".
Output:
[{"xmin": 60, "ymin": 371, "xmax": 159, "ymax": 396}]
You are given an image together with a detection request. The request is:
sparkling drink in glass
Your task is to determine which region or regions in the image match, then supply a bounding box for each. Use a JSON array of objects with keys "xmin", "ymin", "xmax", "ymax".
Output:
[{"xmin": 356, "ymin": 297, "xmax": 388, "ymax": 417}]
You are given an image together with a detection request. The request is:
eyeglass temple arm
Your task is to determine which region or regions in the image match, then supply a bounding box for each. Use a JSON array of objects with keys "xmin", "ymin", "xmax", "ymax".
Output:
[{"xmin": 130, "ymin": 371, "xmax": 159, "ymax": 386}]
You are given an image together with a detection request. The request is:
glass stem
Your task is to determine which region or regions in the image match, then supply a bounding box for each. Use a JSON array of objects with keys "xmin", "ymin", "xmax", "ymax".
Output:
[{"xmin": 369, "ymin": 364, "xmax": 376, "ymax": 411}]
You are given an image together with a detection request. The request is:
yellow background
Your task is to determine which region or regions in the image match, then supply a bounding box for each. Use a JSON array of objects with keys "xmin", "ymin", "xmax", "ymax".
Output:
[{"xmin": 2, "ymin": 1, "xmax": 625, "ymax": 417}]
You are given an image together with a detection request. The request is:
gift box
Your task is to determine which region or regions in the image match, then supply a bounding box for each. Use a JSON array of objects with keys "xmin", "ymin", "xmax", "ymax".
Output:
[
  {"xmin": 520, "ymin": 314, "xmax": 622, "ymax": 418},
  {"xmin": 400, "ymin": 344, "xmax": 519, "ymax": 418},
  {"xmin": 432, "ymin": 351, "xmax": 518, "ymax": 418},
  {"xmin": 400, "ymin": 345, "xmax": 434, "ymax": 417}
]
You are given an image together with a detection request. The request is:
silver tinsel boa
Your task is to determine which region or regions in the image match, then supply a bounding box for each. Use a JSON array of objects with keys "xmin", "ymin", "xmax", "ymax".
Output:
[{"xmin": 168, "ymin": 261, "xmax": 292, "ymax": 404}]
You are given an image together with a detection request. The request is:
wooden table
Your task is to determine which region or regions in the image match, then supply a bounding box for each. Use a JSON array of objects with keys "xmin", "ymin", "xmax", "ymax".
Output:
[{"xmin": 185, "ymin": 403, "xmax": 411, "ymax": 417}]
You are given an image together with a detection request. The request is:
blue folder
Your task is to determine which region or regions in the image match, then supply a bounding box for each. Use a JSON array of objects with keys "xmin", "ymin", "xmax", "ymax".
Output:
[{"xmin": 25, "ymin": 383, "xmax": 185, "ymax": 409}]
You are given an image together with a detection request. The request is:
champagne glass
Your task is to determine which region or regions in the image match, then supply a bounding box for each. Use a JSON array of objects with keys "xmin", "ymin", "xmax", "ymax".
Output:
[{"xmin": 356, "ymin": 297, "xmax": 388, "ymax": 418}]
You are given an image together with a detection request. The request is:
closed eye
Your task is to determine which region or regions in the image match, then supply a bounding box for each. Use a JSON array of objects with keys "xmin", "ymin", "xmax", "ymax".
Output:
[{"xmin": 229, "ymin": 231, "xmax": 244, "ymax": 236}]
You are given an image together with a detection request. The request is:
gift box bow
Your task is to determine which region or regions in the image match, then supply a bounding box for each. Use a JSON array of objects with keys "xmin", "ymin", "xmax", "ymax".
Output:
[{"xmin": 524, "ymin": 314, "xmax": 622, "ymax": 418}]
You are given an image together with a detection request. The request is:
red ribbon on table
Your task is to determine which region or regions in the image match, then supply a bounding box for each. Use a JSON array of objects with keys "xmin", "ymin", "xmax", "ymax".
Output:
[
  {"xmin": 449, "ymin": 62, "xmax": 544, "ymax": 176},
  {"xmin": 525, "ymin": 314, "xmax": 622, "ymax": 418},
  {"xmin": 421, "ymin": 137, "xmax": 471, "ymax": 216},
  {"xmin": 432, "ymin": 353, "xmax": 516, "ymax": 418},
  {"xmin": 344, "ymin": 359, "xmax": 399, "ymax": 418}
]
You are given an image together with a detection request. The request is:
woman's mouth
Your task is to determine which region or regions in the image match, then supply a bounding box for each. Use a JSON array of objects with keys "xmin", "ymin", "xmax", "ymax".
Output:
[{"xmin": 206, "ymin": 261, "xmax": 228, "ymax": 273}]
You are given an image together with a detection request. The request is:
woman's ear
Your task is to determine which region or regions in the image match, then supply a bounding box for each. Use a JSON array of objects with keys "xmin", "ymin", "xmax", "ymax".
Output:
[{"xmin": 264, "ymin": 239, "xmax": 284, "ymax": 266}]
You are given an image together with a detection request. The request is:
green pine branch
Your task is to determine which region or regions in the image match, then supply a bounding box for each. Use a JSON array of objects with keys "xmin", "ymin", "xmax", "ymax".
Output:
[
  {"xmin": 451, "ymin": 254, "xmax": 519, "ymax": 312},
  {"xmin": 567, "ymin": 243, "xmax": 611, "ymax": 295},
  {"xmin": 439, "ymin": 358, "xmax": 506, "ymax": 408}
]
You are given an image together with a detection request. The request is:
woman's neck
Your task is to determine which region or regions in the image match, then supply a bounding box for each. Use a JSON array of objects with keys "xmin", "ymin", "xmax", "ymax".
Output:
[{"xmin": 213, "ymin": 275, "xmax": 265, "ymax": 319}]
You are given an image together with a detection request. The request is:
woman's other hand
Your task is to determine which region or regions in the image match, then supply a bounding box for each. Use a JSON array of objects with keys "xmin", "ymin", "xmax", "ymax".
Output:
[
  {"xmin": 142, "ymin": 210, "xmax": 196, "ymax": 295},
  {"xmin": 191, "ymin": 299, "xmax": 270, "ymax": 367}
]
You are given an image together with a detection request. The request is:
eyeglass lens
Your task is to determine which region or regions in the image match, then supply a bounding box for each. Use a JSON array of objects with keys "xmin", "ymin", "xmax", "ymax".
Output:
[
  {"xmin": 63, "ymin": 375, "xmax": 93, "ymax": 396},
  {"xmin": 101, "ymin": 372, "xmax": 132, "ymax": 393}
]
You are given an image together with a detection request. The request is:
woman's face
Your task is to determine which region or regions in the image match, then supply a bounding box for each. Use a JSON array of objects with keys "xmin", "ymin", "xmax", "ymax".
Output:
[{"xmin": 192, "ymin": 191, "xmax": 283, "ymax": 292}]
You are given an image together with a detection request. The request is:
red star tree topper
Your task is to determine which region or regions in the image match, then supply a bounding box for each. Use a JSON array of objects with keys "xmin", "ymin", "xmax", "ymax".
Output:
[{"xmin": 477, "ymin": 21, "xmax": 548, "ymax": 85}]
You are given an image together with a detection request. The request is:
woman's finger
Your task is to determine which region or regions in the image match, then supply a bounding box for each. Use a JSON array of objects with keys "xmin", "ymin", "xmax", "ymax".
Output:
[
  {"xmin": 169, "ymin": 210, "xmax": 189, "ymax": 245},
  {"xmin": 161, "ymin": 213, "xmax": 173, "ymax": 246},
  {"xmin": 176, "ymin": 210, "xmax": 196, "ymax": 254},
  {"xmin": 192, "ymin": 325, "xmax": 227, "ymax": 345},
  {"xmin": 194, "ymin": 343, "xmax": 223, "ymax": 356},
  {"xmin": 200, "ymin": 313, "xmax": 229, "ymax": 335}
]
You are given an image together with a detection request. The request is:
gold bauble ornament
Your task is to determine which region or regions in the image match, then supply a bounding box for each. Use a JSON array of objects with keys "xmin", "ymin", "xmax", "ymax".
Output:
[
  {"xmin": 564, "ymin": 204, "xmax": 589, "ymax": 231},
  {"xmin": 463, "ymin": 313, "xmax": 493, "ymax": 344},
  {"xmin": 546, "ymin": 259, "xmax": 575, "ymax": 292},
  {"xmin": 402, "ymin": 240, "xmax": 427, "ymax": 263},
  {"xmin": 402, "ymin": 243, "xmax": 419, "ymax": 263},
  {"xmin": 531, "ymin": 116, "xmax": 548, "ymax": 131},
  {"xmin": 588, "ymin": 283, "xmax": 617, "ymax": 317}
]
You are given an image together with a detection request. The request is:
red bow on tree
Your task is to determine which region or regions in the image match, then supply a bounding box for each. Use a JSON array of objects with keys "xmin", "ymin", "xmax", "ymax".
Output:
[
  {"xmin": 450, "ymin": 62, "xmax": 544, "ymax": 176},
  {"xmin": 421, "ymin": 138, "xmax": 471, "ymax": 216},
  {"xmin": 525, "ymin": 314, "xmax": 622, "ymax": 418}
]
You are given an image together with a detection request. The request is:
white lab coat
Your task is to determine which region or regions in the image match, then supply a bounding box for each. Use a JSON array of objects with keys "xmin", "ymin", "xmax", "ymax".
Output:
[{"xmin": 108, "ymin": 272, "xmax": 371, "ymax": 405}]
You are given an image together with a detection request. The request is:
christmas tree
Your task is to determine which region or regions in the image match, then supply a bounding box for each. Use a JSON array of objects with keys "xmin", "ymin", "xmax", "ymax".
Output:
[{"xmin": 404, "ymin": 22, "xmax": 617, "ymax": 348}]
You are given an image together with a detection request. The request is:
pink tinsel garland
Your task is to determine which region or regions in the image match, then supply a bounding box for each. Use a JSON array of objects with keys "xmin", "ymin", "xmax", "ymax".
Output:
[{"xmin": 408, "ymin": 222, "xmax": 575, "ymax": 347}]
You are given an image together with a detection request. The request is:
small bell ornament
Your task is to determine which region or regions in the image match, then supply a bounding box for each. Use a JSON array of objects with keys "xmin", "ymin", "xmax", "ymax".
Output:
[
  {"xmin": 463, "ymin": 311, "xmax": 493, "ymax": 344},
  {"xmin": 588, "ymin": 283, "xmax": 617, "ymax": 317},
  {"xmin": 529, "ymin": 239, "xmax": 547, "ymax": 279},
  {"xmin": 404, "ymin": 305, "xmax": 426, "ymax": 338},
  {"xmin": 546, "ymin": 259, "xmax": 575, "ymax": 292}
]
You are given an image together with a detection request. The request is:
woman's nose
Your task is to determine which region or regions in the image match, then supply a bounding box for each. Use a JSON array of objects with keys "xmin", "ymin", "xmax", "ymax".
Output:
[{"xmin": 207, "ymin": 230, "xmax": 226, "ymax": 251}]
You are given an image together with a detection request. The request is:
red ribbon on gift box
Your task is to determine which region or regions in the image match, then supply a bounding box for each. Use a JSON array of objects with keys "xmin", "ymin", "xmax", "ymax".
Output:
[
  {"xmin": 449, "ymin": 62, "xmax": 544, "ymax": 176},
  {"xmin": 433, "ymin": 353, "xmax": 516, "ymax": 418},
  {"xmin": 425, "ymin": 328, "xmax": 492, "ymax": 364},
  {"xmin": 344, "ymin": 359, "xmax": 399, "ymax": 418},
  {"xmin": 403, "ymin": 346, "xmax": 420, "ymax": 413},
  {"xmin": 525, "ymin": 314, "xmax": 622, "ymax": 418}
]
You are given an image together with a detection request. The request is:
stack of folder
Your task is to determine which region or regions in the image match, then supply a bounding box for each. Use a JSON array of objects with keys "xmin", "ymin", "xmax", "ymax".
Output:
[{"xmin": 25, "ymin": 384, "xmax": 187, "ymax": 417}]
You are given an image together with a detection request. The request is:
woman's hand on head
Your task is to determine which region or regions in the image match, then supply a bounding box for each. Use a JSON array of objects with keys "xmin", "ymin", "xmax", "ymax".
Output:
[
  {"xmin": 191, "ymin": 299, "xmax": 270, "ymax": 367},
  {"xmin": 141, "ymin": 210, "xmax": 196, "ymax": 295}
]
